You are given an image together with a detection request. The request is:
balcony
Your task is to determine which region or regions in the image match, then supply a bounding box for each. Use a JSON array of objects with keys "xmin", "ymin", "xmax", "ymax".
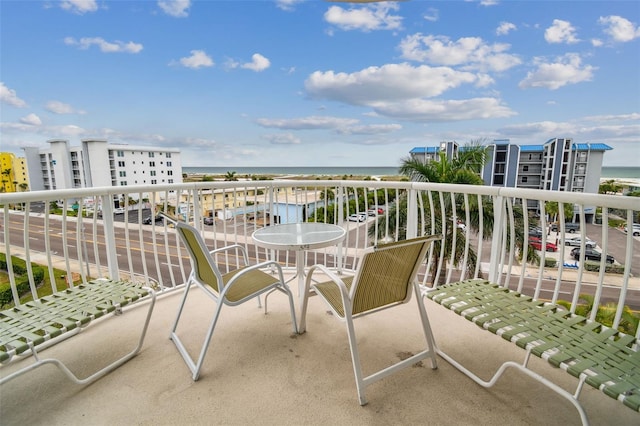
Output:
[{"xmin": 1, "ymin": 181, "xmax": 639, "ymax": 425}]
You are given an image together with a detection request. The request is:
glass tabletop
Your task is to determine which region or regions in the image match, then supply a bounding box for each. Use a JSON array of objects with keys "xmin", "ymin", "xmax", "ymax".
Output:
[{"xmin": 252, "ymin": 222, "xmax": 346, "ymax": 250}]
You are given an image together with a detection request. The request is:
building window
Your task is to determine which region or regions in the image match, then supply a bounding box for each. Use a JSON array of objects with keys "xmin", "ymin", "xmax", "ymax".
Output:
[
  {"xmin": 150, "ymin": 170, "xmax": 156, "ymax": 176},
  {"xmin": 523, "ymin": 165, "xmax": 529, "ymax": 172},
  {"xmin": 120, "ymin": 181, "xmax": 127, "ymax": 186},
  {"xmin": 167, "ymin": 161, "xmax": 172, "ymax": 167},
  {"xmin": 149, "ymin": 161, "xmax": 155, "ymax": 167},
  {"xmin": 166, "ymin": 153, "xmax": 172, "ymax": 158},
  {"xmin": 167, "ymin": 170, "xmax": 173, "ymax": 176},
  {"xmin": 119, "ymin": 171, "xmax": 126, "ymax": 177},
  {"xmin": 117, "ymin": 151, "xmax": 124, "ymax": 157},
  {"xmin": 151, "ymin": 179, "xmax": 157, "ymax": 184},
  {"xmin": 118, "ymin": 161, "xmax": 125, "ymax": 167},
  {"xmin": 522, "ymin": 177, "xmax": 528, "ymax": 183},
  {"xmin": 168, "ymin": 179, "xmax": 174, "ymax": 184},
  {"xmin": 149, "ymin": 152, "xmax": 154, "ymax": 158}
]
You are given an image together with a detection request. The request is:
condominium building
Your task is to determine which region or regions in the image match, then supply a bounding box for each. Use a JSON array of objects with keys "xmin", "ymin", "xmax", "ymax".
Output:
[
  {"xmin": 23, "ymin": 139, "xmax": 182, "ymax": 191},
  {"xmin": 410, "ymin": 138, "xmax": 612, "ymax": 219},
  {"xmin": 0, "ymin": 152, "xmax": 29, "ymax": 193}
]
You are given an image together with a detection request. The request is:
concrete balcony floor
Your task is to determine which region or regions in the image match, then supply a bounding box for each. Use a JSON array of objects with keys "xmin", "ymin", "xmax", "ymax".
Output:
[{"xmin": 1, "ymin": 279, "xmax": 638, "ymax": 426}]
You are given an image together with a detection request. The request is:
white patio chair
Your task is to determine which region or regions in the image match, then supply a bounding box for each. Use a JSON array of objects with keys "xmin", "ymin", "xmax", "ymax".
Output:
[
  {"xmin": 171, "ymin": 220, "xmax": 298, "ymax": 380},
  {"xmin": 299, "ymin": 234, "xmax": 440, "ymax": 405}
]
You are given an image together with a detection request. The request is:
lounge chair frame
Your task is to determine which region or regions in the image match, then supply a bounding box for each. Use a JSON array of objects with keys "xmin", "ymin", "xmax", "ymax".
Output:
[{"xmin": 0, "ymin": 278, "xmax": 156, "ymax": 385}]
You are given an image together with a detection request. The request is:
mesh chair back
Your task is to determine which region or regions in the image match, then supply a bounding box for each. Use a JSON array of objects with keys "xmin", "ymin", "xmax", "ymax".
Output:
[
  {"xmin": 176, "ymin": 222, "xmax": 222, "ymax": 293},
  {"xmin": 351, "ymin": 236, "xmax": 435, "ymax": 315}
]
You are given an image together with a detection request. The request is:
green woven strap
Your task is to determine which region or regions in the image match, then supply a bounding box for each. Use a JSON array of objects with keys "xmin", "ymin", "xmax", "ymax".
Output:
[
  {"xmin": 0, "ymin": 280, "xmax": 150, "ymax": 363},
  {"xmin": 427, "ymin": 279, "xmax": 640, "ymax": 411}
]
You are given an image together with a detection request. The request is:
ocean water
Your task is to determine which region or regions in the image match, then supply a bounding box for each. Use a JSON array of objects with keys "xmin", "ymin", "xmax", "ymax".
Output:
[
  {"xmin": 182, "ymin": 166, "xmax": 400, "ymax": 176},
  {"xmin": 601, "ymin": 167, "xmax": 640, "ymax": 179},
  {"xmin": 183, "ymin": 166, "xmax": 640, "ymax": 179}
]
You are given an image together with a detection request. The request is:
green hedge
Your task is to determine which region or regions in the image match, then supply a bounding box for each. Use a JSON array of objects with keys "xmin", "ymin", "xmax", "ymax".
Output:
[
  {"xmin": 583, "ymin": 261, "xmax": 625, "ymax": 274},
  {"xmin": 544, "ymin": 257, "xmax": 557, "ymax": 268},
  {"xmin": 0, "ymin": 253, "xmax": 45, "ymax": 307}
]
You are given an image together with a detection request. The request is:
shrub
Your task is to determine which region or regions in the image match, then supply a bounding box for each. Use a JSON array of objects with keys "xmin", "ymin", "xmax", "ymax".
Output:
[
  {"xmin": 583, "ymin": 261, "xmax": 625, "ymax": 274},
  {"xmin": 544, "ymin": 257, "xmax": 557, "ymax": 268}
]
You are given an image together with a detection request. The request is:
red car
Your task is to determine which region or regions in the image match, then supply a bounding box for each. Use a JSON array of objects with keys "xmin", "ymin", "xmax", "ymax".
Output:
[{"xmin": 529, "ymin": 237, "xmax": 557, "ymax": 252}]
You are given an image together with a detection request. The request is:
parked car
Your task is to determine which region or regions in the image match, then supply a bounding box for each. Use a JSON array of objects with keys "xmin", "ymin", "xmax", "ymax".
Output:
[
  {"xmin": 564, "ymin": 236, "xmax": 596, "ymax": 248},
  {"xmin": 203, "ymin": 216, "xmax": 214, "ymax": 225},
  {"xmin": 348, "ymin": 213, "xmax": 367, "ymax": 222},
  {"xmin": 529, "ymin": 237, "xmax": 557, "ymax": 252},
  {"xmin": 367, "ymin": 207, "xmax": 384, "ymax": 216},
  {"xmin": 571, "ymin": 247, "xmax": 614, "ymax": 264},
  {"xmin": 143, "ymin": 215, "xmax": 164, "ymax": 225},
  {"xmin": 528, "ymin": 227, "xmax": 543, "ymax": 238},
  {"xmin": 113, "ymin": 207, "xmax": 125, "ymax": 214},
  {"xmin": 624, "ymin": 224, "xmax": 640, "ymax": 236},
  {"xmin": 551, "ymin": 222, "xmax": 579, "ymax": 233}
]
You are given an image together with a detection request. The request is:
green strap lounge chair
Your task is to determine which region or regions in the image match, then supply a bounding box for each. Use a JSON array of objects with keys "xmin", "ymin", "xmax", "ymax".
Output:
[
  {"xmin": 299, "ymin": 234, "xmax": 440, "ymax": 405},
  {"xmin": 171, "ymin": 221, "xmax": 298, "ymax": 381}
]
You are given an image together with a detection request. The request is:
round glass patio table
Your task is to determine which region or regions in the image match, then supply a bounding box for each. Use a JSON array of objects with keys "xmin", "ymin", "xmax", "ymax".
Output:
[{"xmin": 252, "ymin": 222, "xmax": 346, "ymax": 302}]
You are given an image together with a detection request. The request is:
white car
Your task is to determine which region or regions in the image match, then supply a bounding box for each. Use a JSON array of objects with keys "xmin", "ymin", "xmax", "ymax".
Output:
[
  {"xmin": 113, "ymin": 207, "xmax": 125, "ymax": 214},
  {"xmin": 624, "ymin": 224, "xmax": 640, "ymax": 236},
  {"xmin": 564, "ymin": 236, "xmax": 596, "ymax": 248},
  {"xmin": 348, "ymin": 213, "xmax": 367, "ymax": 222}
]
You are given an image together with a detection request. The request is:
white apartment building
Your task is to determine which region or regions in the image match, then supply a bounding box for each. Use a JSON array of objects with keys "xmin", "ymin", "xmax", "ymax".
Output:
[{"xmin": 23, "ymin": 139, "xmax": 182, "ymax": 191}]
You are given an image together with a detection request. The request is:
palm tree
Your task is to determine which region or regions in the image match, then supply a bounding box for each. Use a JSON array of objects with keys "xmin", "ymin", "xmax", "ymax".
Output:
[
  {"xmin": 399, "ymin": 140, "xmax": 487, "ymax": 185},
  {"xmin": 375, "ymin": 141, "xmax": 533, "ymax": 282},
  {"xmin": 224, "ymin": 171, "xmax": 238, "ymax": 181}
]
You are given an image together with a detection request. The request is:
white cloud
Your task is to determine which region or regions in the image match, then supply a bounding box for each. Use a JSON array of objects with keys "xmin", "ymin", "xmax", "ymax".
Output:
[
  {"xmin": 423, "ymin": 8, "xmax": 438, "ymax": 22},
  {"xmin": 276, "ymin": 0, "xmax": 303, "ymax": 12},
  {"xmin": 591, "ymin": 38, "xmax": 604, "ymax": 47},
  {"xmin": 241, "ymin": 54, "xmax": 271, "ymax": 72},
  {"xmin": 256, "ymin": 116, "xmax": 359, "ymax": 130},
  {"xmin": 336, "ymin": 124, "xmax": 402, "ymax": 135},
  {"xmin": 262, "ymin": 133, "xmax": 301, "ymax": 145},
  {"xmin": 158, "ymin": 0, "xmax": 191, "ymax": 18},
  {"xmin": 324, "ymin": 3, "xmax": 402, "ymax": 32},
  {"xmin": 64, "ymin": 37, "xmax": 143, "ymax": 53},
  {"xmin": 496, "ymin": 21, "xmax": 516, "ymax": 36},
  {"xmin": 370, "ymin": 97, "xmax": 515, "ymax": 122},
  {"xmin": 545, "ymin": 19, "xmax": 579, "ymax": 44},
  {"xmin": 0, "ymin": 82, "xmax": 27, "ymax": 107},
  {"xmin": 60, "ymin": 0, "xmax": 98, "ymax": 14},
  {"xmin": 598, "ymin": 15, "xmax": 640, "ymax": 43},
  {"xmin": 177, "ymin": 50, "xmax": 214, "ymax": 69},
  {"xmin": 45, "ymin": 100, "xmax": 85, "ymax": 115},
  {"xmin": 398, "ymin": 34, "xmax": 521, "ymax": 72},
  {"xmin": 497, "ymin": 114, "xmax": 640, "ymax": 152},
  {"xmin": 304, "ymin": 63, "xmax": 515, "ymax": 122},
  {"xmin": 306, "ymin": 63, "xmax": 481, "ymax": 105},
  {"xmin": 20, "ymin": 113, "xmax": 42, "ymax": 126},
  {"xmin": 519, "ymin": 53, "xmax": 595, "ymax": 90}
]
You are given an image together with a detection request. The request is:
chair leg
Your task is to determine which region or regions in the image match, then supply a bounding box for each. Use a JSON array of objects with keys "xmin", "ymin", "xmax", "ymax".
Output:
[
  {"xmin": 192, "ymin": 301, "xmax": 225, "ymax": 381},
  {"xmin": 281, "ymin": 284, "xmax": 299, "ymax": 334},
  {"xmin": 414, "ymin": 282, "xmax": 438, "ymax": 370},
  {"xmin": 344, "ymin": 313, "xmax": 368, "ymax": 405},
  {"xmin": 170, "ymin": 276, "xmax": 194, "ymax": 336}
]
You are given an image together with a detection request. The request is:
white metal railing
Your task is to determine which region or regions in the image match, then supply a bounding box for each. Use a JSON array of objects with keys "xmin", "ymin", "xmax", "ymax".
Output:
[{"xmin": 1, "ymin": 180, "xmax": 639, "ymax": 337}]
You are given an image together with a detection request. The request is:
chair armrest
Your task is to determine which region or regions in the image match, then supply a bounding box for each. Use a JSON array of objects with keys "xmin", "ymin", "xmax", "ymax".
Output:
[
  {"xmin": 221, "ymin": 260, "xmax": 286, "ymax": 297},
  {"xmin": 209, "ymin": 244, "xmax": 249, "ymax": 265},
  {"xmin": 306, "ymin": 264, "xmax": 351, "ymax": 298}
]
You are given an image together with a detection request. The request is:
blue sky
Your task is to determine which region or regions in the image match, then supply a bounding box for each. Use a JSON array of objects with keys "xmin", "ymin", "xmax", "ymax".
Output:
[{"xmin": 1, "ymin": 0, "xmax": 639, "ymax": 167}]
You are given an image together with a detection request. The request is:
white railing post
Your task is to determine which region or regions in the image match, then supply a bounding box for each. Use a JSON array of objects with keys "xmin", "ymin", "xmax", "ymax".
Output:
[
  {"xmin": 406, "ymin": 187, "xmax": 418, "ymax": 239},
  {"xmin": 101, "ymin": 194, "xmax": 120, "ymax": 280},
  {"xmin": 488, "ymin": 194, "xmax": 505, "ymax": 283}
]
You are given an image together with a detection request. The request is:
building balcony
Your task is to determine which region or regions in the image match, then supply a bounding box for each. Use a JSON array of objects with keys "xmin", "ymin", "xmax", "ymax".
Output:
[{"xmin": 1, "ymin": 181, "xmax": 639, "ymax": 425}]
